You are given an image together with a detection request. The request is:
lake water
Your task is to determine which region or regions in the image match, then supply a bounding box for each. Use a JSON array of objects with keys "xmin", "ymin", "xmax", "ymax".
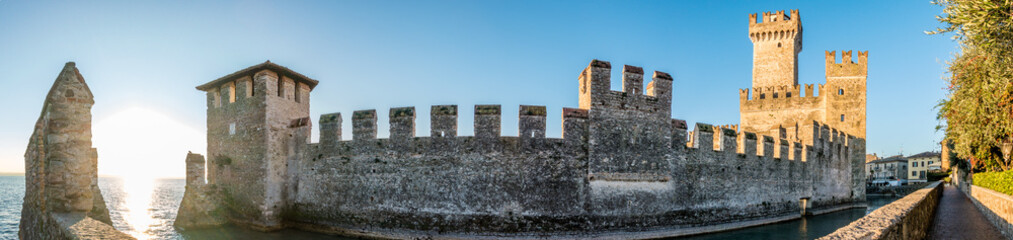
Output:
[
  {"xmin": 672, "ymin": 195, "xmax": 899, "ymax": 240},
  {"xmin": 0, "ymin": 175, "xmax": 897, "ymax": 240},
  {"xmin": 0, "ymin": 175, "xmax": 338, "ymax": 240}
]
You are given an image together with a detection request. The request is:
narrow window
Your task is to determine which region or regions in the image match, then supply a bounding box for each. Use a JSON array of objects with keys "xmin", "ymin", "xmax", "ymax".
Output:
[
  {"xmin": 839, "ymin": 89, "xmax": 844, "ymax": 95},
  {"xmin": 840, "ymin": 114, "xmax": 845, "ymax": 122},
  {"xmin": 773, "ymin": 92, "xmax": 779, "ymax": 98},
  {"xmin": 277, "ymin": 75, "xmax": 284, "ymax": 97},
  {"xmin": 294, "ymin": 83, "xmax": 301, "ymax": 103},
  {"xmin": 246, "ymin": 79, "xmax": 254, "ymax": 97},
  {"xmin": 786, "ymin": 92, "xmax": 792, "ymax": 98},
  {"xmin": 229, "ymin": 81, "xmax": 236, "ymax": 103}
]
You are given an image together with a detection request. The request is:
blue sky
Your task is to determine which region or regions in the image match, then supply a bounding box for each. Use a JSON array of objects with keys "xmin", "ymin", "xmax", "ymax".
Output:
[{"xmin": 0, "ymin": 1, "xmax": 953, "ymax": 175}]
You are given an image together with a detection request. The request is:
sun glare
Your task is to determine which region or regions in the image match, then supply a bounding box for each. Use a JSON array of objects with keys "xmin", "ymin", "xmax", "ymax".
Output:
[
  {"xmin": 92, "ymin": 107, "xmax": 205, "ymax": 179},
  {"xmin": 122, "ymin": 176, "xmax": 155, "ymax": 239},
  {"xmin": 92, "ymin": 107, "xmax": 204, "ymax": 239}
]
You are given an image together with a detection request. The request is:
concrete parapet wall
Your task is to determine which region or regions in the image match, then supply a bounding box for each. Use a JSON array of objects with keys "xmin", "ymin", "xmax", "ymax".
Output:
[
  {"xmin": 965, "ymin": 185, "xmax": 1013, "ymax": 238},
  {"xmin": 819, "ymin": 182, "xmax": 942, "ymax": 240}
]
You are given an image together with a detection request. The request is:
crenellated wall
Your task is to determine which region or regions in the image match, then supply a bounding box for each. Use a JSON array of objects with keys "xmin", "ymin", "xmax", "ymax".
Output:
[
  {"xmin": 180, "ymin": 59, "xmax": 866, "ymax": 238},
  {"xmin": 740, "ymin": 50, "xmax": 868, "ymax": 139},
  {"xmin": 580, "ymin": 62, "xmax": 674, "ymax": 181},
  {"xmin": 280, "ymin": 104, "xmax": 863, "ymax": 237},
  {"xmin": 824, "ymin": 50, "xmax": 869, "ymax": 139},
  {"xmin": 740, "ymin": 9, "xmax": 867, "ymax": 140}
]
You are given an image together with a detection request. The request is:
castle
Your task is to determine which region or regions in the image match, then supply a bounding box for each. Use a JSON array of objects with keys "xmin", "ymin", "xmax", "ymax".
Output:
[
  {"xmin": 176, "ymin": 9, "xmax": 868, "ymax": 238},
  {"xmin": 739, "ymin": 9, "xmax": 867, "ymax": 139}
]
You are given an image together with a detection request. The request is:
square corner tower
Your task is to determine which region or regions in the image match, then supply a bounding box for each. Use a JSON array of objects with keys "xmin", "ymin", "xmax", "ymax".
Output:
[{"xmin": 194, "ymin": 61, "xmax": 317, "ymax": 229}]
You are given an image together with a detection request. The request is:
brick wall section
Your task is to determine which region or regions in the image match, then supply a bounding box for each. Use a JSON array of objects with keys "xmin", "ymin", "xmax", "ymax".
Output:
[
  {"xmin": 818, "ymin": 182, "xmax": 943, "ymax": 240},
  {"xmin": 967, "ymin": 185, "xmax": 1013, "ymax": 238}
]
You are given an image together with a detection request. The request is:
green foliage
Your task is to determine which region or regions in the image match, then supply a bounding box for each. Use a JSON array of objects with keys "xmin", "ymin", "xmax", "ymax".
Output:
[
  {"xmin": 974, "ymin": 171, "xmax": 1013, "ymax": 195},
  {"xmin": 931, "ymin": 0, "xmax": 1013, "ymax": 171},
  {"xmin": 214, "ymin": 155, "xmax": 232, "ymax": 166},
  {"xmin": 928, "ymin": 171, "xmax": 949, "ymax": 181}
]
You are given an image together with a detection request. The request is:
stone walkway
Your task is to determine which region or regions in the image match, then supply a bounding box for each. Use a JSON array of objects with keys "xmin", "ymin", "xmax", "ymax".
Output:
[{"xmin": 927, "ymin": 185, "xmax": 1005, "ymax": 240}]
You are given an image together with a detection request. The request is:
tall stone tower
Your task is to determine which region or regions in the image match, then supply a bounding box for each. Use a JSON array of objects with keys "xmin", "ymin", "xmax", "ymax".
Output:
[
  {"xmin": 823, "ymin": 50, "xmax": 868, "ymax": 138},
  {"xmin": 749, "ymin": 9, "xmax": 802, "ymax": 88},
  {"xmin": 739, "ymin": 9, "xmax": 867, "ymax": 141},
  {"xmin": 195, "ymin": 61, "xmax": 317, "ymax": 230}
]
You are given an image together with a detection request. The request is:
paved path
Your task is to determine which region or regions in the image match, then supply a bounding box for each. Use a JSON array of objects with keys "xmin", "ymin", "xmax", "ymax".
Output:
[{"xmin": 927, "ymin": 185, "xmax": 1005, "ymax": 240}]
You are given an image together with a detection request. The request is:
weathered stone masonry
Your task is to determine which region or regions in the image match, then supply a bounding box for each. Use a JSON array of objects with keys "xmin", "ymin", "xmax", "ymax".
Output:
[
  {"xmin": 179, "ymin": 63, "xmax": 865, "ymax": 238},
  {"xmin": 192, "ymin": 61, "xmax": 315, "ymax": 231},
  {"xmin": 20, "ymin": 62, "xmax": 132, "ymax": 239},
  {"xmin": 177, "ymin": 9, "xmax": 867, "ymax": 238},
  {"xmin": 740, "ymin": 10, "xmax": 868, "ymax": 140}
]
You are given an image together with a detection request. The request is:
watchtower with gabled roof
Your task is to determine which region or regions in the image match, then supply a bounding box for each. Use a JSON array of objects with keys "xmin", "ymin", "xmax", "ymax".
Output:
[{"xmin": 195, "ymin": 60, "xmax": 317, "ymax": 230}]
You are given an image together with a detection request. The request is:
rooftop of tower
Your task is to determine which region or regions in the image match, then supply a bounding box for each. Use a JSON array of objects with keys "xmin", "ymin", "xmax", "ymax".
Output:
[{"xmin": 196, "ymin": 60, "xmax": 319, "ymax": 91}]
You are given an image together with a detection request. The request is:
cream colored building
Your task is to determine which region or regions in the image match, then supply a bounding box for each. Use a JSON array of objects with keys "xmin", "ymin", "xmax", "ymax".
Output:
[
  {"xmin": 907, "ymin": 151, "xmax": 941, "ymax": 183},
  {"xmin": 866, "ymin": 155, "xmax": 907, "ymax": 186}
]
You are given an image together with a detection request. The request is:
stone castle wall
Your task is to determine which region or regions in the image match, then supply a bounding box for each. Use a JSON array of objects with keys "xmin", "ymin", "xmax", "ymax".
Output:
[
  {"xmin": 741, "ymin": 9, "xmax": 867, "ymax": 140},
  {"xmin": 285, "ymin": 102, "xmax": 864, "ymax": 237},
  {"xmin": 823, "ymin": 50, "xmax": 868, "ymax": 139},
  {"xmin": 179, "ymin": 59, "xmax": 866, "ymax": 238},
  {"xmin": 177, "ymin": 9, "xmax": 868, "ymax": 238},
  {"xmin": 740, "ymin": 49, "xmax": 868, "ymax": 140}
]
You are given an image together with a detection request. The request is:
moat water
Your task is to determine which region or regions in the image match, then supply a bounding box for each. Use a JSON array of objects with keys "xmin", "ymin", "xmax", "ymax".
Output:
[{"xmin": 0, "ymin": 175, "xmax": 897, "ymax": 240}]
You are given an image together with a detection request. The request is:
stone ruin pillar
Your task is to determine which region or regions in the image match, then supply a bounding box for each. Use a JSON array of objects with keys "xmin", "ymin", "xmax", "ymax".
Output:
[
  {"xmin": 175, "ymin": 152, "xmax": 226, "ymax": 229},
  {"xmin": 20, "ymin": 62, "xmax": 128, "ymax": 239},
  {"xmin": 185, "ymin": 152, "xmax": 206, "ymax": 187}
]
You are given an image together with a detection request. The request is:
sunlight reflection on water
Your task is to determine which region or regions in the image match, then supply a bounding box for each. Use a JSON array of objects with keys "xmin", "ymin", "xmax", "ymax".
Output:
[
  {"xmin": 96, "ymin": 177, "xmax": 339, "ymax": 239},
  {"xmin": 122, "ymin": 177, "xmax": 154, "ymax": 239},
  {"xmin": 100, "ymin": 177, "xmax": 182, "ymax": 239}
]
